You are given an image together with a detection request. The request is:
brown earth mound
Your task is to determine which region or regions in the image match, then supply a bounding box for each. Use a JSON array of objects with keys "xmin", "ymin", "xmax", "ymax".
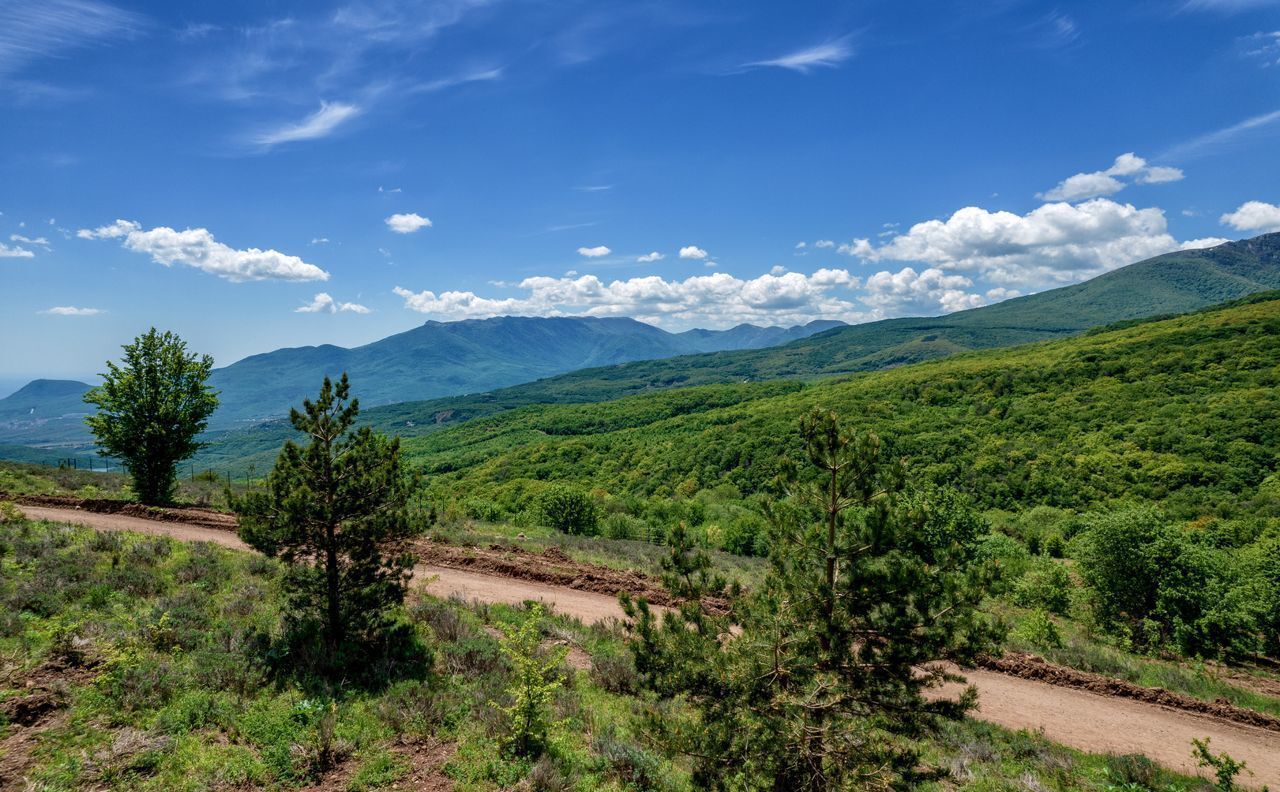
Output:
[
  {"xmin": 415, "ymin": 540, "xmax": 688, "ymax": 609},
  {"xmin": 2, "ymin": 493, "xmax": 236, "ymax": 531},
  {"xmin": 974, "ymin": 652, "xmax": 1280, "ymax": 733}
]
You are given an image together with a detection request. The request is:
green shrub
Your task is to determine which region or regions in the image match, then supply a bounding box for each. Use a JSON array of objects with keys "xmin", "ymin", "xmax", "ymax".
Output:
[
  {"xmin": 537, "ymin": 487, "xmax": 599, "ymax": 536},
  {"xmin": 601, "ymin": 512, "xmax": 647, "ymax": 541},
  {"xmin": 1012, "ymin": 558, "xmax": 1073, "ymax": 615},
  {"xmin": 1011, "ymin": 609, "xmax": 1064, "ymax": 649}
]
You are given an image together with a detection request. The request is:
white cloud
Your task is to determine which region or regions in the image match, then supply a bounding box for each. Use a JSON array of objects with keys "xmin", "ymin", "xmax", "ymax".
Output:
[
  {"xmin": 679, "ymin": 245, "xmax": 709, "ymax": 260},
  {"xmin": 862, "ymin": 267, "xmax": 984, "ymax": 315},
  {"xmin": 77, "ymin": 219, "xmax": 329, "ymax": 281},
  {"xmin": 814, "ymin": 239, "xmax": 835, "ymax": 249},
  {"xmin": 393, "ymin": 268, "xmax": 869, "ymax": 327},
  {"xmin": 1161, "ymin": 108, "xmax": 1280, "ymax": 161},
  {"xmin": 577, "ymin": 245, "xmax": 611, "ymax": 257},
  {"xmin": 309, "ymin": 237, "xmax": 330, "ymax": 245},
  {"xmin": 1180, "ymin": 237, "xmax": 1232, "ymax": 250},
  {"xmin": 1240, "ymin": 30, "xmax": 1280, "ymax": 68},
  {"xmin": 637, "ymin": 251, "xmax": 665, "ymax": 263},
  {"xmin": 1038, "ymin": 153, "xmax": 1183, "ymax": 202},
  {"xmin": 0, "ymin": 0, "xmax": 144, "ymax": 79},
  {"xmin": 0, "ymin": 242, "xmax": 35, "ymax": 258},
  {"xmin": 9, "ymin": 233, "xmax": 49, "ymax": 247},
  {"xmin": 986, "ymin": 287, "xmax": 1021, "ymax": 302},
  {"xmin": 385, "ymin": 212, "xmax": 432, "ymax": 233},
  {"xmin": 743, "ymin": 38, "xmax": 854, "ymax": 73},
  {"xmin": 378, "ymin": 186, "xmax": 402, "ymax": 194},
  {"xmin": 1039, "ymin": 172, "xmax": 1125, "ymax": 202},
  {"xmin": 41, "ymin": 306, "xmax": 103, "ymax": 316},
  {"xmin": 1221, "ymin": 201, "xmax": 1280, "ymax": 233},
  {"xmin": 795, "ymin": 241, "xmax": 806, "ymax": 249},
  {"xmin": 296, "ymin": 292, "xmax": 370, "ymax": 314},
  {"xmin": 842, "ymin": 198, "xmax": 1201, "ymax": 289},
  {"xmin": 253, "ymin": 101, "xmax": 360, "ymax": 148}
]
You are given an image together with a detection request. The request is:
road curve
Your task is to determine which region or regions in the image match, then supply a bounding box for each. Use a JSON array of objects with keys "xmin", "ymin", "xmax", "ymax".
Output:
[{"xmin": 14, "ymin": 504, "xmax": 1280, "ymax": 787}]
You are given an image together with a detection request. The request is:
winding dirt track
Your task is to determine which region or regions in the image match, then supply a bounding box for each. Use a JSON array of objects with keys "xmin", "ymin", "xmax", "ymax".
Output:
[{"xmin": 15, "ymin": 504, "xmax": 1280, "ymax": 787}]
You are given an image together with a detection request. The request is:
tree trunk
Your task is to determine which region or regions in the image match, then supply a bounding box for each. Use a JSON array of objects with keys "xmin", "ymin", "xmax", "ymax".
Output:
[{"xmin": 325, "ymin": 521, "xmax": 342, "ymax": 657}]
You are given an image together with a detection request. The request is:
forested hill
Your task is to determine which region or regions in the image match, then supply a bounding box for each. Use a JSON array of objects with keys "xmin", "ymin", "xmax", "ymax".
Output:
[
  {"xmin": 406, "ymin": 291, "xmax": 1280, "ymax": 523},
  {"xmin": 247, "ymin": 233, "xmax": 1280, "ymax": 435}
]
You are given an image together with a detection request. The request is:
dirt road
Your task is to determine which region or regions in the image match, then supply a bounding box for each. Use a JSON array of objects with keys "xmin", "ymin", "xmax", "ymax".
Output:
[{"xmin": 14, "ymin": 504, "xmax": 1280, "ymax": 787}]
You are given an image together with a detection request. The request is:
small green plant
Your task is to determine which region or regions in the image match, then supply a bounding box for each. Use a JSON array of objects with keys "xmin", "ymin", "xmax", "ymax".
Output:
[
  {"xmin": 1012, "ymin": 609, "xmax": 1065, "ymax": 649},
  {"xmin": 1191, "ymin": 738, "xmax": 1250, "ymax": 792},
  {"xmin": 0, "ymin": 500, "xmax": 22, "ymax": 524},
  {"xmin": 495, "ymin": 604, "xmax": 566, "ymax": 758}
]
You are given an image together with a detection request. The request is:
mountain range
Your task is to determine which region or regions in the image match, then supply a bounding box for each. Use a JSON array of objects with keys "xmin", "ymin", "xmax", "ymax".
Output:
[
  {"xmin": 3, "ymin": 233, "xmax": 1279, "ymax": 470},
  {"xmin": 0, "ymin": 318, "xmax": 844, "ymax": 449}
]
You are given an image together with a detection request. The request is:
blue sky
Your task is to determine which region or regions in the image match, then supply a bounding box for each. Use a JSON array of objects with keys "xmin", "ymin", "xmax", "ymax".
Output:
[{"xmin": 2, "ymin": 0, "xmax": 1279, "ymax": 388}]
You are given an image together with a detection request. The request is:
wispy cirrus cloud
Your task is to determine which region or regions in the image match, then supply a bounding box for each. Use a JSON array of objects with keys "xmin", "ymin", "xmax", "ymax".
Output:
[
  {"xmin": 252, "ymin": 101, "xmax": 362, "ymax": 149},
  {"xmin": 0, "ymin": 0, "xmax": 145, "ymax": 81},
  {"xmin": 740, "ymin": 36, "xmax": 854, "ymax": 74},
  {"xmin": 1161, "ymin": 108, "xmax": 1280, "ymax": 161}
]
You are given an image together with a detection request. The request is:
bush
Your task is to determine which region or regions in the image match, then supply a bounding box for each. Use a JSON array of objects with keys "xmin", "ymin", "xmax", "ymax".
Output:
[
  {"xmin": 1012, "ymin": 558, "xmax": 1073, "ymax": 615},
  {"xmin": 1011, "ymin": 609, "xmax": 1064, "ymax": 649},
  {"xmin": 537, "ymin": 487, "xmax": 599, "ymax": 536},
  {"xmin": 601, "ymin": 512, "xmax": 647, "ymax": 541}
]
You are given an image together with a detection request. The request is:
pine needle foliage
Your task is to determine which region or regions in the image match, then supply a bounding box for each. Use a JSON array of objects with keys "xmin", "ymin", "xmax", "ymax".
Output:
[
  {"xmin": 623, "ymin": 408, "xmax": 1002, "ymax": 791},
  {"xmin": 234, "ymin": 374, "xmax": 423, "ymax": 682}
]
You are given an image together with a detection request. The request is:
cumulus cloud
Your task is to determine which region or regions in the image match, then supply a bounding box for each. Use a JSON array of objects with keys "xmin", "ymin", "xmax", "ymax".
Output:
[
  {"xmin": 814, "ymin": 239, "xmax": 835, "ymax": 248},
  {"xmin": 577, "ymin": 245, "xmax": 611, "ymax": 257},
  {"xmin": 77, "ymin": 219, "xmax": 329, "ymax": 282},
  {"xmin": 393, "ymin": 268, "xmax": 871, "ymax": 327},
  {"xmin": 637, "ymin": 251, "xmax": 664, "ymax": 263},
  {"xmin": 0, "ymin": 242, "xmax": 35, "ymax": 258},
  {"xmin": 385, "ymin": 212, "xmax": 432, "ymax": 233},
  {"xmin": 1038, "ymin": 153, "xmax": 1183, "ymax": 202},
  {"xmin": 253, "ymin": 101, "xmax": 361, "ymax": 149},
  {"xmin": 296, "ymin": 292, "xmax": 370, "ymax": 314},
  {"xmin": 41, "ymin": 306, "xmax": 103, "ymax": 316},
  {"xmin": 841, "ymin": 198, "xmax": 1199, "ymax": 289},
  {"xmin": 861, "ymin": 267, "xmax": 983, "ymax": 315},
  {"xmin": 1180, "ymin": 237, "xmax": 1232, "ymax": 250},
  {"xmin": 1221, "ymin": 200, "xmax": 1280, "ymax": 233},
  {"xmin": 679, "ymin": 245, "xmax": 709, "ymax": 260}
]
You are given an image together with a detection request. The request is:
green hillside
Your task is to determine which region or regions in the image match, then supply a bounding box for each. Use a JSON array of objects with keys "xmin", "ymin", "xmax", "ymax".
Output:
[
  {"xmin": 404, "ymin": 292, "xmax": 1280, "ymax": 524},
  {"xmin": 190, "ymin": 233, "xmax": 1280, "ymax": 473}
]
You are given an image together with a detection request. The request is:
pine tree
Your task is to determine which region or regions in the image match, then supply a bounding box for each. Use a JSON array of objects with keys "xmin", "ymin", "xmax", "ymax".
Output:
[
  {"xmin": 235, "ymin": 374, "xmax": 422, "ymax": 679},
  {"xmin": 84, "ymin": 328, "xmax": 219, "ymax": 505},
  {"xmin": 624, "ymin": 407, "xmax": 1001, "ymax": 790}
]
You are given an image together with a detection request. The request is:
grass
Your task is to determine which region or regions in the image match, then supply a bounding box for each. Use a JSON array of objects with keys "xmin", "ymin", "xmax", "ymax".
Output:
[
  {"xmin": 0, "ymin": 460, "xmax": 256, "ymax": 511},
  {"xmin": 1000, "ymin": 603, "xmax": 1280, "ymax": 719},
  {"xmin": 1, "ymin": 516, "xmax": 1234, "ymax": 791}
]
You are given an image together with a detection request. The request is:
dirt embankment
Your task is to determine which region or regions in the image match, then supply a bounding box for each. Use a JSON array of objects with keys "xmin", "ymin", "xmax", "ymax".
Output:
[
  {"xmin": 2, "ymin": 492, "xmax": 236, "ymax": 532},
  {"xmin": 416, "ymin": 540, "xmax": 730, "ymax": 613},
  {"xmin": 975, "ymin": 652, "xmax": 1280, "ymax": 734}
]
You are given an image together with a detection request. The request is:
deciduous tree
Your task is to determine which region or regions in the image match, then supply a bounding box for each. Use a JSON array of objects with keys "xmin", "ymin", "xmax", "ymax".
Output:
[{"xmin": 84, "ymin": 328, "xmax": 218, "ymax": 505}]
